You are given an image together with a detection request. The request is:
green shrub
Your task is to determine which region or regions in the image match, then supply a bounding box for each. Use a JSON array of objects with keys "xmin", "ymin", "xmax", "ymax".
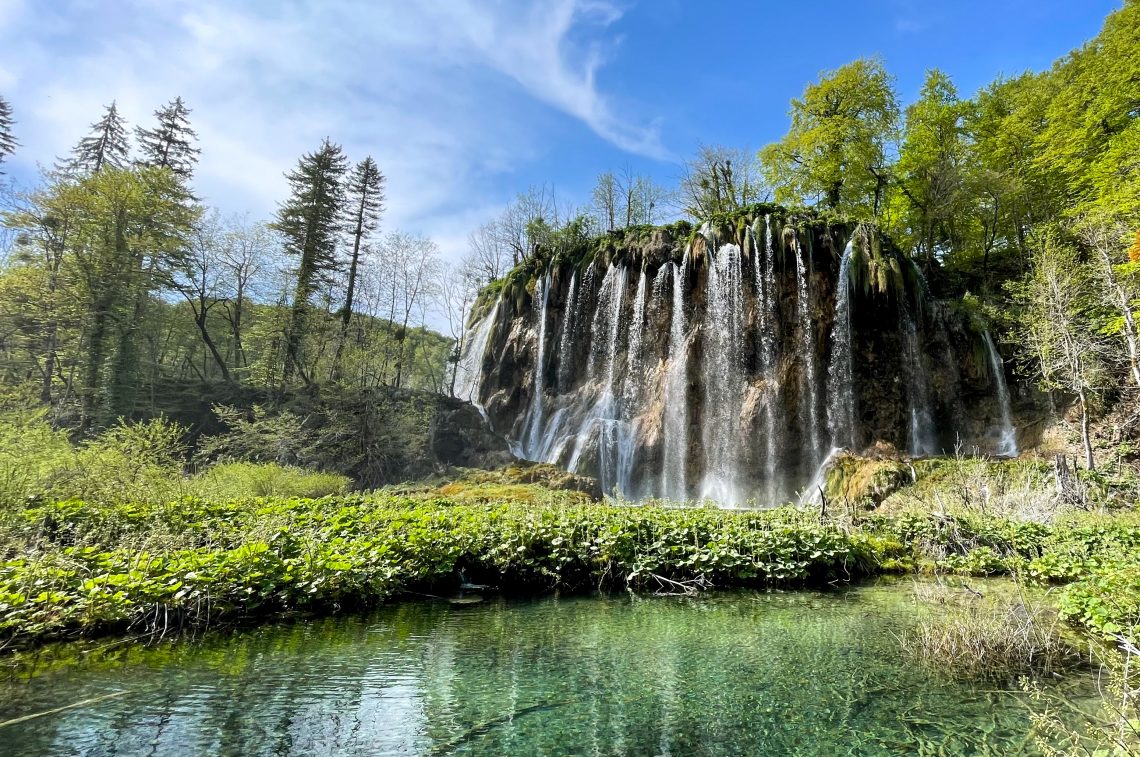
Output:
[
  {"xmin": 191, "ymin": 462, "xmax": 349, "ymax": 500},
  {"xmin": 0, "ymin": 499, "xmax": 873, "ymax": 644},
  {"xmin": 0, "ymin": 410, "xmax": 75, "ymax": 506},
  {"xmin": 1059, "ymin": 564, "xmax": 1140, "ymax": 641}
]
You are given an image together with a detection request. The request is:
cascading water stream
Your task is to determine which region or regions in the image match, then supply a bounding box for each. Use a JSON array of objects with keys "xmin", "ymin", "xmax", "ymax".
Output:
[
  {"xmin": 661, "ymin": 254, "xmax": 689, "ymax": 500},
  {"xmin": 700, "ymin": 244, "xmax": 745, "ymax": 504},
  {"xmin": 826, "ymin": 238, "xmax": 856, "ymax": 450},
  {"xmin": 759, "ymin": 216, "xmax": 782, "ymax": 503},
  {"xmin": 557, "ymin": 271, "xmax": 578, "ymax": 392},
  {"xmin": 616, "ymin": 270, "xmax": 649, "ymax": 496},
  {"xmin": 900, "ymin": 296, "xmax": 937, "ymax": 456},
  {"xmin": 522, "ymin": 271, "xmax": 551, "ymax": 452},
  {"xmin": 567, "ymin": 265, "xmax": 628, "ymax": 495},
  {"xmin": 454, "ymin": 297, "xmax": 501, "ymax": 407},
  {"xmin": 794, "ymin": 232, "xmax": 822, "ymax": 467},
  {"xmin": 982, "ymin": 331, "xmax": 1019, "ymax": 457},
  {"xmin": 624, "ymin": 270, "xmax": 649, "ymax": 404}
]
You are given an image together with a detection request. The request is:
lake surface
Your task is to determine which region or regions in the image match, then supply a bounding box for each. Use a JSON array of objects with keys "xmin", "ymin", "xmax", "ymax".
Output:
[{"xmin": 0, "ymin": 581, "xmax": 1097, "ymax": 756}]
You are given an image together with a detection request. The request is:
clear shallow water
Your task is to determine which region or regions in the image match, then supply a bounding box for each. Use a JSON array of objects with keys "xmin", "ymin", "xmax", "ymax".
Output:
[{"xmin": 0, "ymin": 582, "xmax": 1097, "ymax": 756}]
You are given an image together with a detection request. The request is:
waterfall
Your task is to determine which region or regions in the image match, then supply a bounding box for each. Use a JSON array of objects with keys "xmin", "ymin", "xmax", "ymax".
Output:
[
  {"xmin": 982, "ymin": 331, "xmax": 1019, "ymax": 457},
  {"xmin": 557, "ymin": 271, "xmax": 578, "ymax": 392},
  {"xmin": 454, "ymin": 297, "xmax": 500, "ymax": 407},
  {"xmin": 624, "ymin": 270, "xmax": 649, "ymax": 404},
  {"xmin": 826, "ymin": 238, "xmax": 856, "ymax": 450},
  {"xmin": 469, "ymin": 210, "xmax": 985, "ymax": 508},
  {"xmin": 900, "ymin": 297, "xmax": 937, "ymax": 456},
  {"xmin": 652, "ymin": 265, "xmax": 670, "ymax": 300},
  {"xmin": 794, "ymin": 232, "xmax": 822, "ymax": 466},
  {"xmin": 758, "ymin": 216, "xmax": 782, "ymax": 503},
  {"xmin": 616, "ymin": 270, "xmax": 649, "ymax": 496},
  {"xmin": 568, "ymin": 264, "xmax": 628, "ymax": 495},
  {"xmin": 522, "ymin": 271, "xmax": 551, "ymax": 452},
  {"xmin": 699, "ymin": 244, "xmax": 745, "ymax": 504},
  {"xmin": 661, "ymin": 255, "xmax": 689, "ymax": 500}
]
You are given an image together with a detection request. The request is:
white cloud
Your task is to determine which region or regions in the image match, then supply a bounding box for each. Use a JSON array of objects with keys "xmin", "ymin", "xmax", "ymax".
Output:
[{"xmin": 0, "ymin": 0, "xmax": 666, "ymax": 263}]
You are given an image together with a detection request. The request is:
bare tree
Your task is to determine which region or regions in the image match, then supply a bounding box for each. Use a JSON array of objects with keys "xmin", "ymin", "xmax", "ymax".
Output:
[
  {"xmin": 377, "ymin": 231, "xmax": 441, "ymax": 388},
  {"xmin": 676, "ymin": 144, "xmax": 768, "ymax": 219},
  {"xmin": 592, "ymin": 171, "xmax": 618, "ymax": 232},
  {"xmin": 173, "ymin": 211, "xmax": 232, "ymax": 382},
  {"xmin": 218, "ymin": 216, "xmax": 279, "ymax": 369},
  {"xmin": 438, "ymin": 255, "xmax": 482, "ymax": 395},
  {"xmin": 495, "ymin": 185, "xmax": 560, "ymax": 265},
  {"xmin": 467, "ymin": 221, "xmax": 511, "ymax": 285},
  {"xmin": 1078, "ymin": 212, "xmax": 1140, "ymax": 389},
  {"xmin": 592, "ymin": 167, "xmax": 666, "ymax": 232},
  {"xmin": 1014, "ymin": 230, "xmax": 1113, "ymax": 469}
]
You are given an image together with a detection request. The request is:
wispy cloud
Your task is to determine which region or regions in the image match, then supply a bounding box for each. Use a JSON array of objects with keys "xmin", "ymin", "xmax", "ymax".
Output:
[{"xmin": 0, "ymin": 0, "xmax": 666, "ymax": 261}]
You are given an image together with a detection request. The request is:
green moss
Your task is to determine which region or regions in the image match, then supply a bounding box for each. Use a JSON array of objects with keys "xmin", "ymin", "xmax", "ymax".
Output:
[{"xmin": 824, "ymin": 454, "xmax": 911, "ymax": 510}]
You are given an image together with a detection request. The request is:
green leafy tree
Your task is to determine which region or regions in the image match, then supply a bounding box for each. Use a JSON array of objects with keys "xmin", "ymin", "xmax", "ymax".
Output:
[
  {"xmin": 961, "ymin": 73, "xmax": 1063, "ymax": 274},
  {"xmin": 10, "ymin": 167, "xmax": 197, "ymax": 423},
  {"xmin": 1036, "ymin": 0, "xmax": 1140, "ymax": 219},
  {"xmin": 760, "ymin": 57, "xmax": 899, "ymax": 217},
  {"xmin": 274, "ymin": 138, "xmax": 347, "ymax": 384},
  {"xmin": 893, "ymin": 70, "xmax": 968, "ymax": 267},
  {"xmin": 135, "ymin": 96, "xmax": 200, "ymax": 179}
]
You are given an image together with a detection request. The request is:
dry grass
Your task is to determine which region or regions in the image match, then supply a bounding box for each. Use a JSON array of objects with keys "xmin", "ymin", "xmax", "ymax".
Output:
[{"xmin": 901, "ymin": 580, "xmax": 1084, "ymax": 681}]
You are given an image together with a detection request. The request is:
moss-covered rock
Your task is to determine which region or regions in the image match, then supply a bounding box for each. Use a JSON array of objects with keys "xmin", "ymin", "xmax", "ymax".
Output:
[{"xmin": 824, "ymin": 454, "xmax": 912, "ymax": 510}]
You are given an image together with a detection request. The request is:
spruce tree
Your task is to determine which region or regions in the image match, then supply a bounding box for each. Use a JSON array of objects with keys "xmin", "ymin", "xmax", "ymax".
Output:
[
  {"xmin": 274, "ymin": 138, "xmax": 347, "ymax": 382},
  {"xmin": 135, "ymin": 97, "xmax": 200, "ymax": 178},
  {"xmin": 0, "ymin": 95, "xmax": 17, "ymax": 172},
  {"xmin": 333, "ymin": 156, "xmax": 385, "ymax": 378},
  {"xmin": 65, "ymin": 101, "xmax": 130, "ymax": 175}
]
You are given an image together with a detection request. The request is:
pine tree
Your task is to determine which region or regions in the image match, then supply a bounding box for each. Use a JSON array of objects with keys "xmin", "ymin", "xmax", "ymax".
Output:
[
  {"xmin": 65, "ymin": 101, "xmax": 130, "ymax": 175},
  {"xmin": 135, "ymin": 97, "xmax": 200, "ymax": 178},
  {"xmin": 274, "ymin": 138, "xmax": 347, "ymax": 383},
  {"xmin": 333, "ymin": 156, "xmax": 385, "ymax": 378},
  {"xmin": 0, "ymin": 95, "xmax": 17, "ymax": 172}
]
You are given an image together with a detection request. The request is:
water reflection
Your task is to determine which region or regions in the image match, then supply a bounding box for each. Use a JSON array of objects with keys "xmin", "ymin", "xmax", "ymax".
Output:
[{"xmin": 1, "ymin": 584, "xmax": 1096, "ymax": 756}]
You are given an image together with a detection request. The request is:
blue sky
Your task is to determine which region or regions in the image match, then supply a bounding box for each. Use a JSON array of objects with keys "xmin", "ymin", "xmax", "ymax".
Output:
[{"xmin": 0, "ymin": 0, "xmax": 1121, "ymax": 263}]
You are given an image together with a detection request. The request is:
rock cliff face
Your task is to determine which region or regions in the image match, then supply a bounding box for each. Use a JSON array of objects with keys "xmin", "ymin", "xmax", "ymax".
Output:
[{"xmin": 457, "ymin": 206, "xmax": 1027, "ymax": 505}]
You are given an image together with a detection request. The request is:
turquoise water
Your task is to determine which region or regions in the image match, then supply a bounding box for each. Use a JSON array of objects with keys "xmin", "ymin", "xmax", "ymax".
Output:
[{"xmin": 0, "ymin": 582, "xmax": 1096, "ymax": 755}]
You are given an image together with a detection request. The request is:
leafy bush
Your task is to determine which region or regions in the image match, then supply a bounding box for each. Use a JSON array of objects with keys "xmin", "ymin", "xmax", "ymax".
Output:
[
  {"xmin": 0, "ymin": 499, "xmax": 871, "ymax": 644},
  {"xmin": 0, "ymin": 413, "xmax": 189, "ymax": 507},
  {"xmin": 1059, "ymin": 564, "xmax": 1140, "ymax": 640},
  {"xmin": 191, "ymin": 462, "xmax": 349, "ymax": 500},
  {"xmin": 0, "ymin": 412, "xmax": 349, "ymax": 509},
  {"xmin": 0, "ymin": 410, "xmax": 75, "ymax": 505}
]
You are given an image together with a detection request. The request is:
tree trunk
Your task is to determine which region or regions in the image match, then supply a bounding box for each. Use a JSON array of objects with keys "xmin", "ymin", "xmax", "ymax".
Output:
[
  {"xmin": 1078, "ymin": 388, "xmax": 1095, "ymax": 470},
  {"xmin": 826, "ymin": 181, "xmax": 842, "ymax": 210},
  {"xmin": 82, "ymin": 301, "xmax": 111, "ymax": 426},
  {"xmin": 333, "ymin": 199, "xmax": 367, "ymax": 382},
  {"xmin": 285, "ymin": 260, "xmax": 314, "ymax": 384},
  {"xmin": 194, "ymin": 309, "xmax": 231, "ymax": 383},
  {"xmin": 231, "ymin": 281, "xmax": 247, "ymax": 368}
]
